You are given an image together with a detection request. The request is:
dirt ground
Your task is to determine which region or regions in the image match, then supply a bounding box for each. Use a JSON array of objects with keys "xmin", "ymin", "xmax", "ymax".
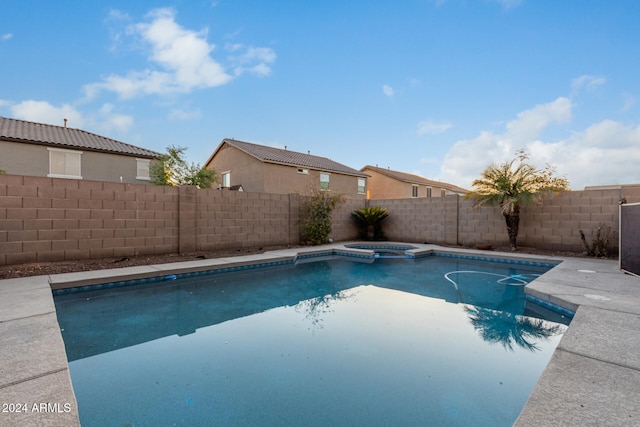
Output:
[{"xmin": 0, "ymin": 243, "xmax": 602, "ymax": 280}]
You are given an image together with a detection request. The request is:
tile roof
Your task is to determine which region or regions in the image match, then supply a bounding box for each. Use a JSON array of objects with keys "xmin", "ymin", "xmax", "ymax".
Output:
[
  {"xmin": 0, "ymin": 116, "xmax": 160, "ymax": 158},
  {"xmin": 217, "ymin": 139, "xmax": 369, "ymax": 177},
  {"xmin": 361, "ymin": 165, "xmax": 468, "ymax": 193}
]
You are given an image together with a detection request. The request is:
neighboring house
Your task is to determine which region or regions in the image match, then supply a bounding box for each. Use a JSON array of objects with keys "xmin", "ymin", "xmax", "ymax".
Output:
[
  {"xmin": 360, "ymin": 165, "xmax": 467, "ymax": 199},
  {"xmin": 204, "ymin": 139, "xmax": 369, "ymax": 198},
  {"xmin": 0, "ymin": 116, "xmax": 160, "ymax": 183}
]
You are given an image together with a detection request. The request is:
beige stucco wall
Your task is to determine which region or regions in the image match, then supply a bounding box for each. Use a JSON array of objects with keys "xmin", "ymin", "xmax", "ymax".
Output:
[
  {"xmin": 364, "ymin": 168, "xmax": 445, "ymax": 199},
  {"xmin": 207, "ymin": 143, "xmax": 266, "ymax": 191},
  {"xmin": 0, "ymin": 140, "xmax": 151, "ymax": 184},
  {"xmin": 0, "ymin": 140, "xmax": 49, "ymax": 176},
  {"xmin": 207, "ymin": 144, "xmax": 366, "ymax": 198}
]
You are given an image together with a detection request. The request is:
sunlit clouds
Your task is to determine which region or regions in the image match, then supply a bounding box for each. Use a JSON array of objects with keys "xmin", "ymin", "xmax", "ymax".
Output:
[
  {"xmin": 440, "ymin": 95, "xmax": 640, "ymax": 190},
  {"xmin": 84, "ymin": 8, "xmax": 274, "ymax": 99},
  {"xmin": 10, "ymin": 100, "xmax": 85, "ymax": 129}
]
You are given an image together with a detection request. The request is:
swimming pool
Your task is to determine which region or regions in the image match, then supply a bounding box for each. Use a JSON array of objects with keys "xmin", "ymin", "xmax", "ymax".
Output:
[{"xmin": 54, "ymin": 252, "xmax": 569, "ymax": 426}]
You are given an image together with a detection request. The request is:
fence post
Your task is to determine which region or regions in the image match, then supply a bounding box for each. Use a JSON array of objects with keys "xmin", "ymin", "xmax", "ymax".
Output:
[
  {"xmin": 288, "ymin": 193, "xmax": 300, "ymax": 245},
  {"xmin": 444, "ymin": 194, "xmax": 459, "ymax": 245},
  {"xmin": 178, "ymin": 186, "xmax": 198, "ymax": 253}
]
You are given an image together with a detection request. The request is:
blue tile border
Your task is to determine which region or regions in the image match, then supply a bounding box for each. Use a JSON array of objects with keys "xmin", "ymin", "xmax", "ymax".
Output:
[
  {"xmin": 431, "ymin": 252, "xmax": 558, "ymax": 268},
  {"xmin": 52, "ymin": 259, "xmax": 295, "ymax": 296},
  {"xmin": 52, "ymin": 248, "xmax": 559, "ymax": 302},
  {"xmin": 526, "ymin": 294, "xmax": 575, "ymax": 319}
]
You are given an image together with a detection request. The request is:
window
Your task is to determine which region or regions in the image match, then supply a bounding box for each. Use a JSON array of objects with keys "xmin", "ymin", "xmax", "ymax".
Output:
[
  {"xmin": 48, "ymin": 148, "xmax": 82, "ymax": 179},
  {"xmin": 221, "ymin": 172, "xmax": 231, "ymax": 188},
  {"xmin": 298, "ymin": 168, "xmax": 309, "ymax": 174},
  {"xmin": 136, "ymin": 159, "xmax": 151, "ymax": 180},
  {"xmin": 412, "ymin": 184, "xmax": 418, "ymax": 198},
  {"xmin": 357, "ymin": 178, "xmax": 366, "ymax": 194},
  {"xmin": 426, "ymin": 187, "xmax": 432, "ymax": 198},
  {"xmin": 320, "ymin": 173, "xmax": 330, "ymax": 190}
]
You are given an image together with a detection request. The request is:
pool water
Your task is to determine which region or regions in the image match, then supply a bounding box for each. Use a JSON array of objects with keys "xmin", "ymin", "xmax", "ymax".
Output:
[{"xmin": 54, "ymin": 255, "xmax": 569, "ymax": 427}]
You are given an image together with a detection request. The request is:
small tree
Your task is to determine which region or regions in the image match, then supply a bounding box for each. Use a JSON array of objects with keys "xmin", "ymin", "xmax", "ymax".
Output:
[
  {"xmin": 579, "ymin": 223, "xmax": 611, "ymax": 257},
  {"xmin": 150, "ymin": 145, "xmax": 217, "ymax": 188},
  {"xmin": 300, "ymin": 188, "xmax": 345, "ymax": 245},
  {"xmin": 465, "ymin": 150, "xmax": 569, "ymax": 250},
  {"xmin": 351, "ymin": 206, "xmax": 390, "ymax": 240}
]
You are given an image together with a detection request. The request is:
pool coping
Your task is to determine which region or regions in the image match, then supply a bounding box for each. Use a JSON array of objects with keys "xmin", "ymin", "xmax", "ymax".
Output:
[{"xmin": 1, "ymin": 242, "xmax": 638, "ymax": 425}]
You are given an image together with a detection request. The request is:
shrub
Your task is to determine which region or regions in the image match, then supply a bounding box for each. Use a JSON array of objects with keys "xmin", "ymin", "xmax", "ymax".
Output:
[
  {"xmin": 579, "ymin": 223, "xmax": 611, "ymax": 258},
  {"xmin": 299, "ymin": 189, "xmax": 345, "ymax": 245},
  {"xmin": 351, "ymin": 206, "xmax": 390, "ymax": 240}
]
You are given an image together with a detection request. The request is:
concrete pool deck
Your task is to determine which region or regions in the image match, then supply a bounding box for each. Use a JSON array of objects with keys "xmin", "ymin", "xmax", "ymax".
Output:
[{"xmin": 0, "ymin": 243, "xmax": 638, "ymax": 426}]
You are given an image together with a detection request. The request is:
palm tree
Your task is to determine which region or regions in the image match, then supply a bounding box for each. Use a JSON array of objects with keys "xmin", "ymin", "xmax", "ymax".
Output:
[
  {"xmin": 465, "ymin": 150, "xmax": 568, "ymax": 250},
  {"xmin": 351, "ymin": 206, "xmax": 391, "ymax": 240},
  {"xmin": 464, "ymin": 306, "xmax": 564, "ymax": 352}
]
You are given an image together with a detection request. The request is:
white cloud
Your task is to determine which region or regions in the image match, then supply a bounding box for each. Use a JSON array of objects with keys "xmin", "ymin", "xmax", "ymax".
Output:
[
  {"xmin": 382, "ymin": 85, "xmax": 394, "ymax": 97},
  {"xmin": 10, "ymin": 100, "xmax": 85, "ymax": 128},
  {"xmin": 85, "ymin": 8, "xmax": 274, "ymax": 99},
  {"xmin": 9, "ymin": 100, "xmax": 133, "ymax": 136},
  {"xmin": 96, "ymin": 103, "xmax": 133, "ymax": 133},
  {"xmin": 417, "ymin": 120, "xmax": 452, "ymax": 135},
  {"xmin": 229, "ymin": 45, "xmax": 276, "ymax": 76},
  {"xmin": 168, "ymin": 108, "xmax": 202, "ymax": 121},
  {"xmin": 571, "ymin": 74, "xmax": 606, "ymax": 94},
  {"xmin": 505, "ymin": 97, "xmax": 572, "ymax": 141},
  {"xmin": 440, "ymin": 97, "xmax": 640, "ymax": 189},
  {"xmin": 2, "ymin": 33, "xmax": 12, "ymax": 41}
]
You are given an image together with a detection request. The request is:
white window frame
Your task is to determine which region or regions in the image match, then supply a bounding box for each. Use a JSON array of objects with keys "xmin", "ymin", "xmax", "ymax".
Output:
[
  {"xmin": 411, "ymin": 184, "xmax": 418, "ymax": 198},
  {"xmin": 47, "ymin": 147, "xmax": 83, "ymax": 179},
  {"xmin": 320, "ymin": 173, "xmax": 330, "ymax": 190},
  {"xmin": 136, "ymin": 158, "xmax": 151, "ymax": 181},
  {"xmin": 357, "ymin": 178, "xmax": 366, "ymax": 194},
  {"xmin": 297, "ymin": 168, "xmax": 309, "ymax": 174},
  {"xmin": 426, "ymin": 187, "xmax": 432, "ymax": 198},
  {"xmin": 221, "ymin": 171, "xmax": 231, "ymax": 188}
]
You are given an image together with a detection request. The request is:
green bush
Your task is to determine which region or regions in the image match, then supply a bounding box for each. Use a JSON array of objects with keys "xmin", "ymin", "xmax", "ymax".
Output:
[
  {"xmin": 351, "ymin": 206, "xmax": 390, "ymax": 240},
  {"xmin": 300, "ymin": 189, "xmax": 345, "ymax": 245}
]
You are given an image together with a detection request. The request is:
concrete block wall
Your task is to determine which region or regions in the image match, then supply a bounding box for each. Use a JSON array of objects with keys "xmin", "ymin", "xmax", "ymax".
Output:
[
  {"xmin": 331, "ymin": 198, "xmax": 363, "ymax": 241},
  {"xmin": 0, "ymin": 175, "xmax": 180, "ymax": 266},
  {"xmin": 1, "ymin": 173, "xmax": 638, "ymax": 267},
  {"xmin": 368, "ymin": 197, "xmax": 448, "ymax": 244},
  {"xmin": 196, "ymin": 190, "xmax": 294, "ymax": 251},
  {"xmin": 369, "ymin": 187, "xmax": 640, "ymax": 251}
]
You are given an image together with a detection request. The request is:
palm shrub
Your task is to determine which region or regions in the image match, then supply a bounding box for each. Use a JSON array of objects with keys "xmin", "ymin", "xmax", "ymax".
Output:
[
  {"xmin": 351, "ymin": 206, "xmax": 391, "ymax": 241},
  {"xmin": 465, "ymin": 150, "xmax": 568, "ymax": 250},
  {"xmin": 300, "ymin": 188, "xmax": 345, "ymax": 245}
]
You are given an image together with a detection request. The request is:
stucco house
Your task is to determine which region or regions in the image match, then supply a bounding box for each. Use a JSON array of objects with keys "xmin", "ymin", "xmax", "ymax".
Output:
[
  {"xmin": 204, "ymin": 139, "xmax": 369, "ymax": 198},
  {"xmin": 360, "ymin": 165, "xmax": 467, "ymax": 199},
  {"xmin": 0, "ymin": 116, "xmax": 160, "ymax": 183}
]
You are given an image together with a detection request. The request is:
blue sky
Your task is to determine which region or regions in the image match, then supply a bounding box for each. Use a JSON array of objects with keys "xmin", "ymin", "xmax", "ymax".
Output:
[{"xmin": 2, "ymin": 0, "xmax": 639, "ymax": 190}]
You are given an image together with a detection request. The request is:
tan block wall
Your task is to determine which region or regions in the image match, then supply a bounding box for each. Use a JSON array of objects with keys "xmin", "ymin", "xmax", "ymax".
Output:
[
  {"xmin": 1, "ymin": 173, "xmax": 637, "ymax": 267},
  {"xmin": 367, "ymin": 187, "xmax": 639, "ymax": 251},
  {"xmin": 196, "ymin": 190, "xmax": 293, "ymax": 250},
  {"xmin": 0, "ymin": 175, "xmax": 180, "ymax": 266}
]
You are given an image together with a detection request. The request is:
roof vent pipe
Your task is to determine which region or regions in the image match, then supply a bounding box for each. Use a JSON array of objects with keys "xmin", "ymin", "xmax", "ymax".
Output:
[{"xmin": 64, "ymin": 118, "xmax": 67, "ymax": 128}]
